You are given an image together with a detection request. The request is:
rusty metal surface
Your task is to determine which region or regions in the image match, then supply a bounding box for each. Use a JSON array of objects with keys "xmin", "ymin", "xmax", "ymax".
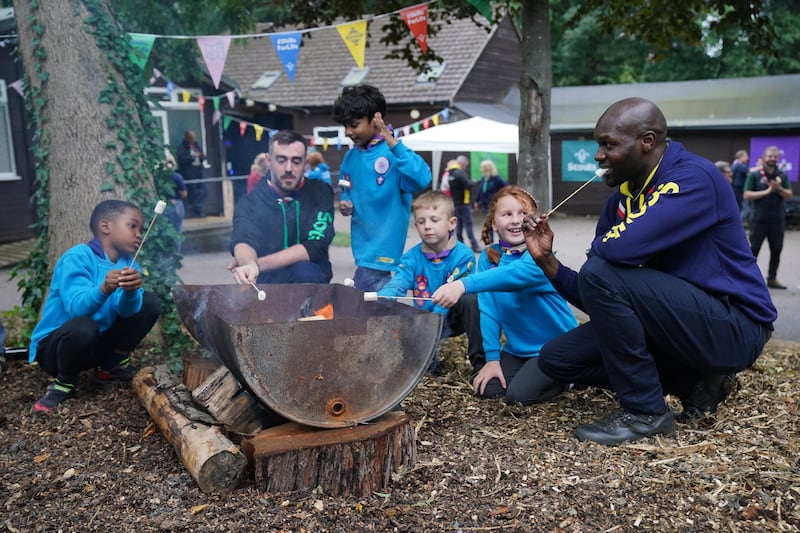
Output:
[{"xmin": 173, "ymin": 284, "xmax": 442, "ymax": 428}]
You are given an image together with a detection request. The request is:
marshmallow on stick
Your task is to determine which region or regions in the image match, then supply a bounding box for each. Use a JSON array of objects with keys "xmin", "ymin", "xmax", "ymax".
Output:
[
  {"xmin": 343, "ymin": 277, "xmax": 355, "ymax": 287},
  {"xmin": 547, "ymin": 168, "xmax": 608, "ymax": 216},
  {"xmin": 249, "ymin": 281, "xmax": 267, "ymax": 301},
  {"xmin": 129, "ymin": 200, "xmax": 168, "ymax": 267}
]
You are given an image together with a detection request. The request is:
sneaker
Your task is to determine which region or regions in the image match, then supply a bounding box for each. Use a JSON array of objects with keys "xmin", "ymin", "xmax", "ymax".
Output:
[
  {"xmin": 767, "ymin": 278, "xmax": 787, "ymax": 290},
  {"xmin": 575, "ymin": 408, "xmax": 675, "ymax": 446},
  {"xmin": 32, "ymin": 382, "xmax": 76, "ymax": 414},
  {"xmin": 677, "ymin": 374, "xmax": 738, "ymax": 421},
  {"xmin": 94, "ymin": 362, "xmax": 139, "ymax": 383}
]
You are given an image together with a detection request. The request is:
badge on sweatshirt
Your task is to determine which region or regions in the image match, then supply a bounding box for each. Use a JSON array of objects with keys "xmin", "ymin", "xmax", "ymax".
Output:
[
  {"xmin": 376, "ymin": 175, "xmax": 385, "ymax": 185},
  {"xmin": 374, "ymin": 156, "xmax": 390, "ymax": 174}
]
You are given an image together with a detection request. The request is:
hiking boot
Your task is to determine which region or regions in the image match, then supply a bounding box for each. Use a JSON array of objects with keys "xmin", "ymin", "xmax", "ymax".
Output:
[
  {"xmin": 575, "ymin": 408, "xmax": 675, "ymax": 446},
  {"xmin": 767, "ymin": 278, "xmax": 787, "ymax": 290},
  {"xmin": 94, "ymin": 362, "xmax": 139, "ymax": 383},
  {"xmin": 677, "ymin": 374, "xmax": 738, "ymax": 421},
  {"xmin": 32, "ymin": 382, "xmax": 76, "ymax": 414}
]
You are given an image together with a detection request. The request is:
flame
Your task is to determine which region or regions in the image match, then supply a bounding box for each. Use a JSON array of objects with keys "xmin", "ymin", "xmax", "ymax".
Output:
[{"xmin": 314, "ymin": 303, "xmax": 334, "ymax": 320}]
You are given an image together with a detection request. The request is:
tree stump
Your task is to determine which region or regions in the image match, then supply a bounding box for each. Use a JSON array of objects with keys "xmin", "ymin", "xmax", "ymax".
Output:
[
  {"xmin": 241, "ymin": 411, "xmax": 416, "ymax": 497},
  {"xmin": 133, "ymin": 365, "xmax": 247, "ymax": 494}
]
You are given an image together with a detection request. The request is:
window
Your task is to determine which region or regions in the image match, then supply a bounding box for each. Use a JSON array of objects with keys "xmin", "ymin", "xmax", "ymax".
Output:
[
  {"xmin": 251, "ymin": 71, "xmax": 281, "ymax": 90},
  {"xmin": 416, "ymin": 61, "xmax": 446, "ymax": 84},
  {"xmin": 0, "ymin": 80, "xmax": 18, "ymax": 181},
  {"xmin": 340, "ymin": 67, "xmax": 369, "ymax": 87}
]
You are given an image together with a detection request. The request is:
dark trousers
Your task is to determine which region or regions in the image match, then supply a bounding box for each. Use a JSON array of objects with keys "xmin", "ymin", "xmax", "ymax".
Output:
[
  {"xmin": 258, "ymin": 261, "xmax": 332, "ymax": 284},
  {"xmin": 35, "ymin": 292, "xmax": 161, "ymax": 383},
  {"xmin": 455, "ymin": 205, "xmax": 480, "ymax": 248},
  {"xmin": 749, "ymin": 218, "xmax": 784, "ymax": 279},
  {"xmin": 436, "ymin": 292, "xmax": 484, "ymax": 374},
  {"xmin": 539, "ymin": 256, "xmax": 768, "ymax": 415},
  {"xmin": 353, "ymin": 266, "xmax": 392, "ymax": 292},
  {"xmin": 478, "ymin": 351, "xmax": 563, "ymax": 405},
  {"xmin": 186, "ymin": 180, "xmax": 208, "ymax": 217}
]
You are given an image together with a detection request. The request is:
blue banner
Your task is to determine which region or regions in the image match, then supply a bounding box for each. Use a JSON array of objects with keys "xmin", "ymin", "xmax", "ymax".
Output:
[
  {"xmin": 562, "ymin": 140, "xmax": 600, "ymax": 182},
  {"xmin": 270, "ymin": 32, "xmax": 302, "ymax": 82}
]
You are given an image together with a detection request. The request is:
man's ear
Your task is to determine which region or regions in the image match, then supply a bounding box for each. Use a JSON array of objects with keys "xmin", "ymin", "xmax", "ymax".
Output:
[{"xmin": 639, "ymin": 130, "xmax": 656, "ymax": 152}]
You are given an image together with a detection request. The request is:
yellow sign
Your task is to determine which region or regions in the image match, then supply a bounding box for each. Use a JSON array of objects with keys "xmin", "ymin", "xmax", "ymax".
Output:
[{"xmin": 337, "ymin": 20, "xmax": 367, "ymax": 69}]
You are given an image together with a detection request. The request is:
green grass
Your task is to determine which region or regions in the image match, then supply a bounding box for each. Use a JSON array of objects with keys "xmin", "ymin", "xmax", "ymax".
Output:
[{"xmin": 332, "ymin": 232, "xmax": 351, "ymax": 247}]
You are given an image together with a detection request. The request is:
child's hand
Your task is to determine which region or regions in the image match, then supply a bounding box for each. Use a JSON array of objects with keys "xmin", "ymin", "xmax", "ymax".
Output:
[
  {"xmin": 118, "ymin": 267, "xmax": 143, "ymax": 292},
  {"xmin": 339, "ymin": 200, "xmax": 353, "ymax": 216},
  {"xmin": 372, "ymin": 113, "xmax": 397, "ymax": 147},
  {"xmin": 472, "ymin": 361, "xmax": 506, "ymax": 395},
  {"xmin": 431, "ymin": 280, "xmax": 465, "ymax": 308},
  {"xmin": 102, "ymin": 269, "xmax": 121, "ymax": 294}
]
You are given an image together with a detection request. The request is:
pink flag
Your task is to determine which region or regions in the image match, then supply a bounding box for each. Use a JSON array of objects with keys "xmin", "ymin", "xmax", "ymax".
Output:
[
  {"xmin": 197, "ymin": 36, "xmax": 231, "ymax": 89},
  {"xmin": 9, "ymin": 79, "xmax": 24, "ymax": 97},
  {"xmin": 399, "ymin": 4, "xmax": 428, "ymax": 53},
  {"xmin": 226, "ymin": 91, "xmax": 236, "ymax": 109}
]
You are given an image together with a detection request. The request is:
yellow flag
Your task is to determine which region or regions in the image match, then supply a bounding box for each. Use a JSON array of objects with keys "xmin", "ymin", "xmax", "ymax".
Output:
[
  {"xmin": 181, "ymin": 90, "xmax": 191, "ymax": 103},
  {"xmin": 337, "ymin": 20, "xmax": 367, "ymax": 69},
  {"xmin": 253, "ymin": 124, "xmax": 264, "ymax": 141}
]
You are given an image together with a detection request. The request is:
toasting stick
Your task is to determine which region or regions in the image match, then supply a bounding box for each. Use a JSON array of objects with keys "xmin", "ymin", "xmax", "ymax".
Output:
[
  {"xmin": 129, "ymin": 200, "xmax": 167, "ymax": 268},
  {"xmin": 547, "ymin": 168, "xmax": 608, "ymax": 216},
  {"xmin": 249, "ymin": 281, "xmax": 267, "ymax": 301},
  {"xmin": 363, "ymin": 292, "xmax": 433, "ymax": 302}
]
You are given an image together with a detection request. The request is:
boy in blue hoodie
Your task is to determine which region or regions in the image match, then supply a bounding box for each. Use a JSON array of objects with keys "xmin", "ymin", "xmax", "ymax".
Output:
[
  {"xmin": 378, "ymin": 191, "xmax": 483, "ymax": 374},
  {"xmin": 334, "ymin": 84, "xmax": 432, "ymax": 292},
  {"xmin": 29, "ymin": 200, "xmax": 161, "ymax": 413}
]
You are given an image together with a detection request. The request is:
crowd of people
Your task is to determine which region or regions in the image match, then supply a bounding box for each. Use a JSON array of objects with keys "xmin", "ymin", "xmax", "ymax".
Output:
[{"xmin": 26, "ymin": 85, "xmax": 783, "ymax": 448}]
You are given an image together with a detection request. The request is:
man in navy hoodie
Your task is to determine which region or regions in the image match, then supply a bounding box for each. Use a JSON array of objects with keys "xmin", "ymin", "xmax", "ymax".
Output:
[
  {"xmin": 523, "ymin": 98, "xmax": 777, "ymax": 446},
  {"xmin": 229, "ymin": 130, "xmax": 334, "ymax": 285}
]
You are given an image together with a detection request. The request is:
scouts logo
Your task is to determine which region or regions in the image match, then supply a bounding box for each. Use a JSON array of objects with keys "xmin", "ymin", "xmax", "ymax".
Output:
[
  {"xmin": 374, "ymin": 156, "xmax": 390, "ymax": 174},
  {"xmin": 376, "ymin": 176, "xmax": 385, "ymax": 186}
]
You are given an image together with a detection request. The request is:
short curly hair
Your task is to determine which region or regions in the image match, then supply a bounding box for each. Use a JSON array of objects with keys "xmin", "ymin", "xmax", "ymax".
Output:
[{"xmin": 332, "ymin": 84, "xmax": 387, "ymax": 124}]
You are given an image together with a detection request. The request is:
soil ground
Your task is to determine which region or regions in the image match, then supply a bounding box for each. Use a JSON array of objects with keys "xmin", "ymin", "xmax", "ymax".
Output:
[{"xmin": 1, "ymin": 334, "xmax": 798, "ymax": 532}]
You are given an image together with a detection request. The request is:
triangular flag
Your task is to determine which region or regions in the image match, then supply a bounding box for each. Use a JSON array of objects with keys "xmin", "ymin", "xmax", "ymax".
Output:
[
  {"xmin": 323, "ymin": 138, "xmax": 329, "ymax": 151},
  {"xmin": 413, "ymin": 123, "xmax": 420, "ymax": 133},
  {"xmin": 198, "ymin": 95, "xmax": 206, "ymax": 111},
  {"xmin": 403, "ymin": 125, "xmax": 410, "ymax": 136},
  {"xmin": 423, "ymin": 119, "xmax": 430, "ymax": 129},
  {"xmin": 226, "ymin": 91, "xmax": 236, "ymax": 108},
  {"xmin": 433, "ymin": 114, "xmax": 440, "ymax": 126},
  {"xmin": 270, "ymin": 32, "xmax": 301, "ymax": 82},
  {"xmin": 166, "ymin": 81, "xmax": 175, "ymax": 98},
  {"xmin": 181, "ymin": 90, "xmax": 191, "ymax": 103},
  {"xmin": 196, "ymin": 36, "xmax": 231, "ymax": 90},
  {"xmin": 223, "ymin": 116, "xmax": 232, "ymax": 130},
  {"xmin": 336, "ymin": 20, "xmax": 367, "ymax": 69},
  {"xmin": 8, "ymin": 79, "xmax": 23, "ymax": 97},
  {"xmin": 399, "ymin": 4, "xmax": 428, "ymax": 53},
  {"xmin": 239, "ymin": 121, "xmax": 248, "ymax": 136},
  {"xmin": 337, "ymin": 138, "xmax": 342, "ymax": 151},
  {"xmin": 253, "ymin": 124, "xmax": 264, "ymax": 141},
  {"xmin": 442, "ymin": 108, "xmax": 450, "ymax": 121},
  {"xmin": 212, "ymin": 96, "xmax": 220, "ymax": 111},
  {"xmin": 212, "ymin": 110, "xmax": 221, "ymax": 125},
  {"xmin": 467, "ymin": 0, "xmax": 493, "ymax": 21},
  {"xmin": 128, "ymin": 33, "xmax": 155, "ymax": 70}
]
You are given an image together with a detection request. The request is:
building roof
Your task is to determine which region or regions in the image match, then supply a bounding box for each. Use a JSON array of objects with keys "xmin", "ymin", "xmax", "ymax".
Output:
[
  {"xmin": 455, "ymin": 74, "xmax": 800, "ymax": 130},
  {"xmin": 222, "ymin": 16, "xmax": 497, "ymax": 109}
]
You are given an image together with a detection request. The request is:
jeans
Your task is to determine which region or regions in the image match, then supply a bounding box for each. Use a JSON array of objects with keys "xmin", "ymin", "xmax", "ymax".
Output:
[
  {"xmin": 353, "ymin": 266, "xmax": 392, "ymax": 292},
  {"xmin": 455, "ymin": 205, "xmax": 480, "ymax": 249},
  {"xmin": 538, "ymin": 256, "xmax": 768, "ymax": 415}
]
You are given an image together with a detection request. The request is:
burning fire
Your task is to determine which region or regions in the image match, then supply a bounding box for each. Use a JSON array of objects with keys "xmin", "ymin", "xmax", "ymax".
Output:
[{"xmin": 314, "ymin": 303, "xmax": 334, "ymax": 320}]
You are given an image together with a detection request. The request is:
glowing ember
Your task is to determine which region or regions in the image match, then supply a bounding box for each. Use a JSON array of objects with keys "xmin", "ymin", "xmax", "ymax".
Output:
[{"xmin": 314, "ymin": 303, "xmax": 334, "ymax": 320}]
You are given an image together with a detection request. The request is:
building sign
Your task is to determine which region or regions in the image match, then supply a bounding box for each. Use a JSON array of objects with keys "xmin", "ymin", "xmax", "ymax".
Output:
[
  {"xmin": 749, "ymin": 137, "xmax": 800, "ymax": 183},
  {"xmin": 562, "ymin": 140, "xmax": 599, "ymax": 182}
]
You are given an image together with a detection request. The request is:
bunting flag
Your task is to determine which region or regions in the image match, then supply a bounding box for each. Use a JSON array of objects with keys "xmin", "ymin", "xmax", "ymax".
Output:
[
  {"xmin": 322, "ymin": 138, "xmax": 329, "ymax": 151},
  {"xmin": 212, "ymin": 110, "xmax": 221, "ymax": 125},
  {"xmin": 423, "ymin": 118, "xmax": 430, "ymax": 129},
  {"xmin": 337, "ymin": 20, "xmax": 367, "ymax": 69},
  {"xmin": 441, "ymin": 108, "xmax": 450, "ymax": 121},
  {"xmin": 212, "ymin": 96, "xmax": 221, "ymax": 111},
  {"xmin": 198, "ymin": 95, "xmax": 206, "ymax": 111},
  {"xmin": 226, "ymin": 91, "xmax": 236, "ymax": 108},
  {"xmin": 8, "ymin": 79, "xmax": 23, "ymax": 97},
  {"xmin": 223, "ymin": 115, "xmax": 232, "ymax": 131},
  {"xmin": 150, "ymin": 68, "xmax": 163, "ymax": 85},
  {"xmin": 181, "ymin": 90, "xmax": 191, "ymax": 103},
  {"xmin": 270, "ymin": 32, "xmax": 302, "ymax": 82},
  {"xmin": 467, "ymin": 0, "xmax": 493, "ymax": 21},
  {"xmin": 239, "ymin": 121, "xmax": 248, "ymax": 136},
  {"xmin": 196, "ymin": 36, "xmax": 232, "ymax": 89},
  {"xmin": 253, "ymin": 124, "xmax": 264, "ymax": 141},
  {"xmin": 433, "ymin": 114, "xmax": 440, "ymax": 126},
  {"xmin": 166, "ymin": 81, "xmax": 175, "ymax": 97},
  {"xmin": 128, "ymin": 33, "xmax": 155, "ymax": 70},
  {"xmin": 399, "ymin": 4, "xmax": 428, "ymax": 53}
]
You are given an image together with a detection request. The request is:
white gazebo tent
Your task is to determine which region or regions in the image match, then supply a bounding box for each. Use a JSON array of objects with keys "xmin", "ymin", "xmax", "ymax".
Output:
[{"xmin": 399, "ymin": 116, "xmax": 518, "ymax": 187}]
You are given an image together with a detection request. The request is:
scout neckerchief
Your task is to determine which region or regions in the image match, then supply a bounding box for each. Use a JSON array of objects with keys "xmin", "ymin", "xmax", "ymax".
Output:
[
  {"xmin": 498, "ymin": 239, "xmax": 524, "ymax": 255},
  {"xmin": 423, "ymin": 248, "xmax": 452, "ymax": 263}
]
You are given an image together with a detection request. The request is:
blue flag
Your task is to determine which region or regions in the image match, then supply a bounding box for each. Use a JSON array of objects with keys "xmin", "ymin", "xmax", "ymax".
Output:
[{"xmin": 270, "ymin": 32, "xmax": 302, "ymax": 82}]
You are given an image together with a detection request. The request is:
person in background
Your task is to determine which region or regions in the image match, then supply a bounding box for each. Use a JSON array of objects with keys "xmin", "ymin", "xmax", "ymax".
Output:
[
  {"xmin": 715, "ymin": 161, "xmax": 733, "ymax": 184},
  {"xmin": 176, "ymin": 130, "xmax": 207, "ymax": 217},
  {"xmin": 29, "ymin": 200, "xmax": 161, "ymax": 413},
  {"xmin": 474, "ymin": 160, "xmax": 508, "ymax": 214},
  {"xmin": 333, "ymin": 83, "xmax": 432, "ymax": 292},
  {"xmin": 730, "ymin": 149, "xmax": 749, "ymax": 213},
  {"xmin": 449, "ymin": 155, "xmax": 481, "ymax": 253},
  {"xmin": 743, "ymin": 145, "xmax": 793, "ymax": 290},
  {"xmin": 439, "ymin": 160, "xmax": 456, "ymax": 197},
  {"xmin": 306, "ymin": 151, "xmax": 332, "ymax": 186},
  {"xmin": 522, "ymin": 98, "xmax": 775, "ymax": 446},
  {"xmin": 163, "ymin": 152, "xmax": 187, "ymax": 252},
  {"xmin": 246, "ymin": 153, "xmax": 268, "ymax": 193}
]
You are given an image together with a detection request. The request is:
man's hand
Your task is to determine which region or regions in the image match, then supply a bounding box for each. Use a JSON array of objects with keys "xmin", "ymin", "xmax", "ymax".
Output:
[
  {"xmin": 431, "ymin": 280, "xmax": 465, "ymax": 308},
  {"xmin": 472, "ymin": 361, "xmax": 506, "ymax": 395},
  {"xmin": 339, "ymin": 200, "xmax": 353, "ymax": 217},
  {"xmin": 228, "ymin": 261, "xmax": 259, "ymax": 284},
  {"xmin": 522, "ymin": 214, "xmax": 560, "ymax": 278}
]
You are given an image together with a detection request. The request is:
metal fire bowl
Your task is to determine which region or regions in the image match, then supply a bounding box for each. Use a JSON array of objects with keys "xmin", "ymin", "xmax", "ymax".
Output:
[{"xmin": 173, "ymin": 284, "xmax": 443, "ymax": 428}]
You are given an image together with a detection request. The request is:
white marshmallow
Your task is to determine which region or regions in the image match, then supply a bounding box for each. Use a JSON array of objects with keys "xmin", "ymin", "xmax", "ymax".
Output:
[
  {"xmin": 343, "ymin": 277, "xmax": 355, "ymax": 287},
  {"xmin": 594, "ymin": 168, "xmax": 608, "ymax": 178},
  {"xmin": 363, "ymin": 292, "xmax": 379, "ymax": 302},
  {"xmin": 257, "ymin": 290, "xmax": 266, "ymax": 301},
  {"xmin": 154, "ymin": 200, "xmax": 167, "ymax": 214}
]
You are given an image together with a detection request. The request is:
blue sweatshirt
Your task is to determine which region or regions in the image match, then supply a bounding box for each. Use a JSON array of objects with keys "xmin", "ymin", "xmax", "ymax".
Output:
[
  {"xmin": 339, "ymin": 139, "xmax": 431, "ymax": 271},
  {"xmin": 379, "ymin": 241, "xmax": 475, "ymax": 315},
  {"xmin": 462, "ymin": 246, "xmax": 577, "ymax": 362},
  {"xmin": 550, "ymin": 141, "xmax": 777, "ymax": 327},
  {"xmin": 29, "ymin": 243, "xmax": 144, "ymax": 363}
]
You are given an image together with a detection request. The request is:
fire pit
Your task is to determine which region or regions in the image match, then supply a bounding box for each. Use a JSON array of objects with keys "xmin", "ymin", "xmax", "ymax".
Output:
[{"xmin": 173, "ymin": 284, "xmax": 443, "ymax": 428}]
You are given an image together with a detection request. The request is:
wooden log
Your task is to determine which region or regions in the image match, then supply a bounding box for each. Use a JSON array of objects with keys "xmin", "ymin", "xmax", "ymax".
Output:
[
  {"xmin": 192, "ymin": 365, "xmax": 284, "ymax": 438},
  {"xmin": 133, "ymin": 365, "xmax": 247, "ymax": 494},
  {"xmin": 182, "ymin": 356, "xmax": 222, "ymax": 390},
  {"xmin": 241, "ymin": 411, "xmax": 416, "ymax": 497}
]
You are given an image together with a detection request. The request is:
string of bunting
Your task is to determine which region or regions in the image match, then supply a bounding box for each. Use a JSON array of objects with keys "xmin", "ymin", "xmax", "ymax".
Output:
[{"xmin": 128, "ymin": 2, "xmax": 432, "ymax": 87}]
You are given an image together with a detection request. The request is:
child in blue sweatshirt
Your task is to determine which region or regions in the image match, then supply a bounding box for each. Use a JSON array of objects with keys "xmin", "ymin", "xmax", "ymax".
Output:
[
  {"xmin": 29, "ymin": 200, "xmax": 161, "ymax": 413},
  {"xmin": 333, "ymin": 84, "xmax": 432, "ymax": 292},
  {"xmin": 378, "ymin": 191, "xmax": 484, "ymax": 374},
  {"xmin": 432, "ymin": 186, "xmax": 577, "ymax": 404}
]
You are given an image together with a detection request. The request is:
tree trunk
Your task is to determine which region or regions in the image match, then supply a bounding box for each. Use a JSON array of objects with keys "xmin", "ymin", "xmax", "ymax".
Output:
[
  {"xmin": 517, "ymin": 0, "xmax": 553, "ymax": 209},
  {"xmin": 12, "ymin": 0, "xmax": 154, "ymax": 267},
  {"xmin": 133, "ymin": 365, "xmax": 248, "ymax": 494}
]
